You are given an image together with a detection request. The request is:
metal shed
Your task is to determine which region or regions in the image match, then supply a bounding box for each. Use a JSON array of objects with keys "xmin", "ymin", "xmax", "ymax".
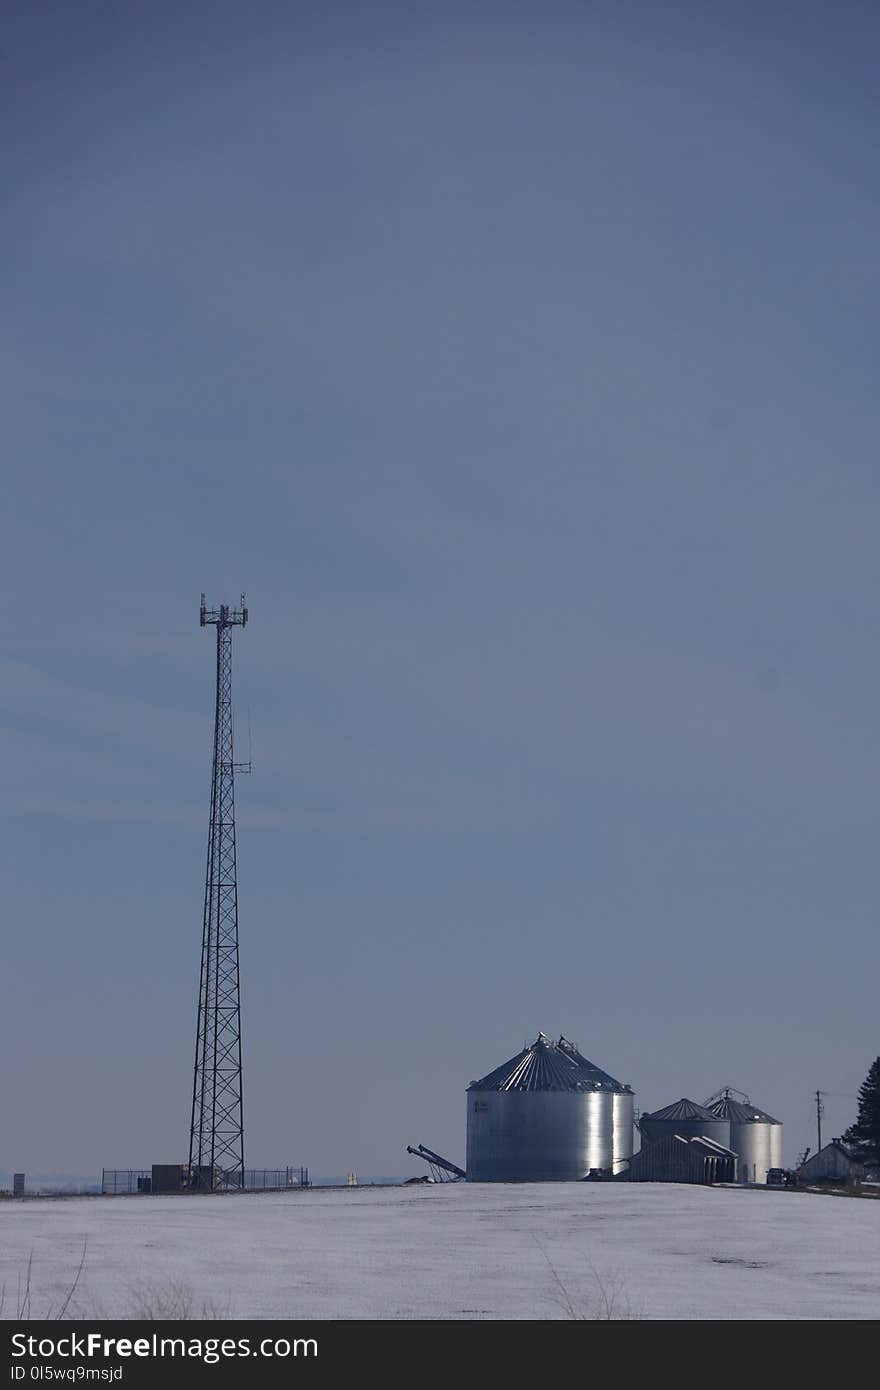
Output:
[{"xmin": 627, "ymin": 1133, "xmax": 737, "ymax": 1185}]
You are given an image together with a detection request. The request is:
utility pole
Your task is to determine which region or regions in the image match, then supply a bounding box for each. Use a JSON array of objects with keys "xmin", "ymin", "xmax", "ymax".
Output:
[
  {"xmin": 189, "ymin": 594, "xmax": 250, "ymax": 1190},
  {"xmin": 815, "ymin": 1089, "xmax": 825, "ymax": 1154}
]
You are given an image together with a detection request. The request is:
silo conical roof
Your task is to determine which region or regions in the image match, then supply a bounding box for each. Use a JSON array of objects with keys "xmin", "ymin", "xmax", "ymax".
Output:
[
  {"xmin": 641, "ymin": 1097, "xmax": 717, "ymax": 1123},
  {"xmin": 708, "ymin": 1096, "xmax": 780, "ymax": 1125},
  {"xmin": 468, "ymin": 1033, "xmax": 630, "ymax": 1094}
]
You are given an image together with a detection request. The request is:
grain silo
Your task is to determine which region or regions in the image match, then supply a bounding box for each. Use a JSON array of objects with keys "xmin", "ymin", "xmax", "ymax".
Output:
[
  {"xmin": 466, "ymin": 1032, "xmax": 634, "ymax": 1181},
  {"xmin": 638, "ymin": 1098, "xmax": 731, "ymax": 1151},
  {"xmin": 706, "ymin": 1090, "xmax": 783, "ymax": 1183}
]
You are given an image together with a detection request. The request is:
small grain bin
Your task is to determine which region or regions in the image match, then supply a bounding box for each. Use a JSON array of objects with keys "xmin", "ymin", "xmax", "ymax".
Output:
[
  {"xmin": 707, "ymin": 1091, "xmax": 783, "ymax": 1182},
  {"xmin": 638, "ymin": 1098, "xmax": 731, "ymax": 1152}
]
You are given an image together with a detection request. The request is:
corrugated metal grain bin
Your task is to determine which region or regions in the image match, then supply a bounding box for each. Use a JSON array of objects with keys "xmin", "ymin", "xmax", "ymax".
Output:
[
  {"xmin": 466, "ymin": 1033, "xmax": 634, "ymax": 1182},
  {"xmin": 707, "ymin": 1092, "xmax": 782, "ymax": 1183},
  {"xmin": 639, "ymin": 1098, "xmax": 731, "ymax": 1152}
]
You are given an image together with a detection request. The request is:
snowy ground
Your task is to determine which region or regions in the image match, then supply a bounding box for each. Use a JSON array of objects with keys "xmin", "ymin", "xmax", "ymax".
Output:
[{"xmin": 1, "ymin": 1183, "xmax": 877, "ymax": 1320}]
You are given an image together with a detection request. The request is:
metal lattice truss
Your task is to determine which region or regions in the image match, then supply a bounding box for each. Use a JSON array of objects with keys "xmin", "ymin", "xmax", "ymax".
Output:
[{"xmin": 190, "ymin": 596, "xmax": 249, "ymax": 1189}]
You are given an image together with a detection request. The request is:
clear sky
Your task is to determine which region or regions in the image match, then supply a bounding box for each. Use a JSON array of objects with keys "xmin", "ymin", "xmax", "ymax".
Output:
[{"xmin": 3, "ymin": 0, "xmax": 879, "ymax": 1178}]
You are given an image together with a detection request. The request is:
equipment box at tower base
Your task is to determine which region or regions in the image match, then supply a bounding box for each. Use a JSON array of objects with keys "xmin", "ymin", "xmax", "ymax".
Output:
[{"xmin": 151, "ymin": 1164, "xmax": 189, "ymax": 1193}]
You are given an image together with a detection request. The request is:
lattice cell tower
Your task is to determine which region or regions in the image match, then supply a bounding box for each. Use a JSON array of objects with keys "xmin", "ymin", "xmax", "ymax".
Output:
[{"xmin": 189, "ymin": 593, "xmax": 250, "ymax": 1190}]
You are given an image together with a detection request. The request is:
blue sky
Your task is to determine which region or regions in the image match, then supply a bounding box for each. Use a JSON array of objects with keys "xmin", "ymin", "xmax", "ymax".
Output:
[{"xmin": 3, "ymin": 0, "xmax": 879, "ymax": 1176}]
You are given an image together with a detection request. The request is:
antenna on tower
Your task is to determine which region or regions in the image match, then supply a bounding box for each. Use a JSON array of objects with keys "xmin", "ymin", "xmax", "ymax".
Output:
[{"xmin": 189, "ymin": 593, "xmax": 249, "ymax": 1191}]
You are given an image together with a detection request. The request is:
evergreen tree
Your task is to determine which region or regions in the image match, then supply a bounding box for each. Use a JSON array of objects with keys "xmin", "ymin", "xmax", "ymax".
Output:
[{"xmin": 843, "ymin": 1056, "xmax": 880, "ymax": 1164}]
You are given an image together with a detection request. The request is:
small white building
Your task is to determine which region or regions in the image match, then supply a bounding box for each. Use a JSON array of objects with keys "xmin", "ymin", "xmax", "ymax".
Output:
[{"xmin": 798, "ymin": 1139, "xmax": 875, "ymax": 1186}]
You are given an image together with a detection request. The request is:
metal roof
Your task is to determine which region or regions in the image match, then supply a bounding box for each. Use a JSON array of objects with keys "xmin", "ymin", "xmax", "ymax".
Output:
[
  {"xmin": 468, "ymin": 1033, "xmax": 630, "ymax": 1094},
  {"xmin": 678, "ymin": 1134, "xmax": 739, "ymax": 1158},
  {"xmin": 641, "ymin": 1098, "xmax": 717, "ymax": 1123},
  {"xmin": 707, "ymin": 1096, "xmax": 780, "ymax": 1126}
]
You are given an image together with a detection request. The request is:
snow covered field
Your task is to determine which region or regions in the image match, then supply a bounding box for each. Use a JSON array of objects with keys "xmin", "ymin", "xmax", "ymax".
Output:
[{"xmin": 1, "ymin": 1183, "xmax": 877, "ymax": 1321}]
